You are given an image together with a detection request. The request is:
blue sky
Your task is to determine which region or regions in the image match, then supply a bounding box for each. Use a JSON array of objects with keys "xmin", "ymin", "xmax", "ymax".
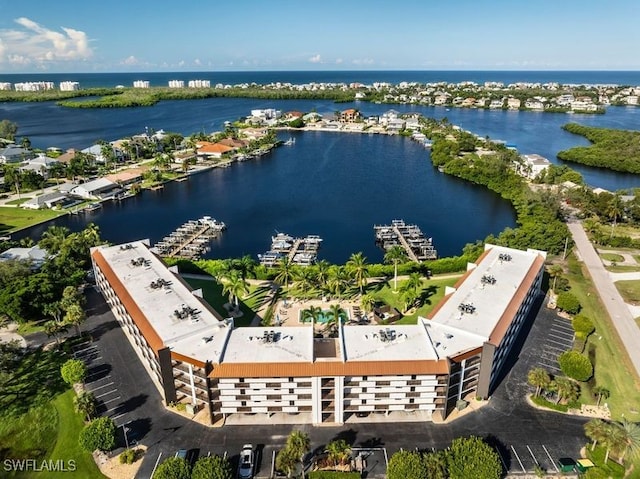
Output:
[{"xmin": 1, "ymin": 0, "xmax": 639, "ymax": 73}]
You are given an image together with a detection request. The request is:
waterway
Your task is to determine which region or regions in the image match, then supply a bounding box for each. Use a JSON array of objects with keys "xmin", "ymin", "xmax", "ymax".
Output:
[{"xmin": 17, "ymin": 131, "xmax": 515, "ymax": 263}]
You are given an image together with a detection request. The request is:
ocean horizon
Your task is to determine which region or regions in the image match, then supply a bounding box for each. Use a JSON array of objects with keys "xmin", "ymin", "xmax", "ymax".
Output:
[{"xmin": 2, "ymin": 70, "xmax": 640, "ymax": 88}]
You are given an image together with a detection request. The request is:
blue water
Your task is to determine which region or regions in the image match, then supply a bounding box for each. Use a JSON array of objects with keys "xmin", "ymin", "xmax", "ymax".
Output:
[
  {"xmin": 299, "ymin": 309, "xmax": 345, "ymax": 324},
  {"xmin": 2, "ymin": 70, "xmax": 640, "ymax": 88},
  {"xmin": 4, "ymin": 71, "xmax": 640, "ymax": 260}
]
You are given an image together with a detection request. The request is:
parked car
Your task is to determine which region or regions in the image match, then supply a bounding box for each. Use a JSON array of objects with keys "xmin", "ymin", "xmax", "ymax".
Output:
[
  {"xmin": 238, "ymin": 444, "xmax": 254, "ymax": 479},
  {"xmin": 175, "ymin": 449, "xmax": 188, "ymax": 460}
]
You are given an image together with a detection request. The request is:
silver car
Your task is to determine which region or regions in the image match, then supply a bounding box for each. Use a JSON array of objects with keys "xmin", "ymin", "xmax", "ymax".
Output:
[{"xmin": 238, "ymin": 444, "xmax": 254, "ymax": 479}]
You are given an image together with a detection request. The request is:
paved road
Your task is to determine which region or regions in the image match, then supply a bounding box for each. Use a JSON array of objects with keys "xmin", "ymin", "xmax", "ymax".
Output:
[
  {"xmin": 37, "ymin": 288, "xmax": 588, "ymax": 478},
  {"xmin": 566, "ymin": 217, "xmax": 640, "ymax": 377}
]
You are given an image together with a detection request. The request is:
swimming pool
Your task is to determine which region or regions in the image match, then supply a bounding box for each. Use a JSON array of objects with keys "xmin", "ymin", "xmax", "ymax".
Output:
[{"xmin": 299, "ymin": 308, "xmax": 349, "ymax": 324}]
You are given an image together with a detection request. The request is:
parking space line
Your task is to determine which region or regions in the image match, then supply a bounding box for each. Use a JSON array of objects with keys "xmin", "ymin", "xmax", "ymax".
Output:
[
  {"xmin": 542, "ymin": 445, "xmax": 559, "ymax": 473},
  {"xmin": 111, "ymin": 413, "xmax": 126, "ymax": 421},
  {"xmin": 526, "ymin": 445, "xmax": 540, "ymax": 467},
  {"xmin": 87, "ymin": 381, "xmax": 114, "ymax": 392},
  {"xmin": 549, "ymin": 326, "xmax": 574, "ymax": 335},
  {"xmin": 511, "ymin": 446, "xmax": 526, "ymax": 473},
  {"xmin": 73, "ymin": 346, "xmax": 97, "ymax": 356},
  {"xmin": 96, "ymin": 389, "xmax": 118, "ymax": 398},
  {"xmin": 101, "ymin": 396, "xmax": 121, "ymax": 405}
]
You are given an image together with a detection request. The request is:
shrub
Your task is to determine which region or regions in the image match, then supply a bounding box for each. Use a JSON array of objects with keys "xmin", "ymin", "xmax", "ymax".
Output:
[
  {"xmin": 556, "ymin": 292, "xmax": 581, "ymax": 314},
  {"xmin": 78, "ymin": 417, "xmax": 116, "ymax": 452},
  {"xmin": 119, "ymin": 448, "xmax": 137, "ymax": 464},
  {"xmin": 558, "ymin": 350, "xmax": 594, "ymax": 381},
  {"xmin": 60, "ymin": 359, "xmax": 87, "ymax": 385},
  {"xmin": 572, "ymin": 314, "xmax": 595, "ymax": 340},
  {"xmin": 387, "ymin": 450, "xmax": 428, "ymax": 479}
]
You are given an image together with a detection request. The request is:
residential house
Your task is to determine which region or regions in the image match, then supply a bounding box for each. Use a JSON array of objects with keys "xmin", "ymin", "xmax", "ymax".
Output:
[
  {"xmin": 489, "ymin": 99, "xmax": 505, "ymax": 109},
  {"xmin": 21, "ymin": 191, "xmax": 71, "ymax": 210},
  {"xmin": 105, "ymin": 169, "xmax": 144, "ymax": 187},
  {"xmin": 70, "ymin": 178, "xmax": 122, "ymax": 200},
  {"xmin": 507, "ymin": 98, "xmax": 521, "ymax": 110},
  {"xmin": 196, "ymin": 142, "xmax": 234, "ymax": 160},
  {"xmin": 19, "ymin": 154, "xmax": 60, "ymax": 179},
  {"xmin": 521, "ymin": 154, "xmax": 551, "ymax": 179},
  {"xmin": 0, "ymin": 245, "xmax": 49, "ymax": 269},
  {"xmin": 340, "ymin": 109, "xmax": 360, "ymax": 122},
  {"xmin": 0, "ymin": 144, "xmax": 33, "ymax": 164}
]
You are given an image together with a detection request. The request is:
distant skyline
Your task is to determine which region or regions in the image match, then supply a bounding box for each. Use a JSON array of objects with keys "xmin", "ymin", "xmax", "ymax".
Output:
[{"xmin": 1, "ymin": 0, "xmax": 640, "ymax": 73}]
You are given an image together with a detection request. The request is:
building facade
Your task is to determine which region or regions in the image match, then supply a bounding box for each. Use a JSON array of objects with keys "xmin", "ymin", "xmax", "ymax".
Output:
[{"xmin": 91, "ymin": 241, "xmax": 545, "ymax": 426}]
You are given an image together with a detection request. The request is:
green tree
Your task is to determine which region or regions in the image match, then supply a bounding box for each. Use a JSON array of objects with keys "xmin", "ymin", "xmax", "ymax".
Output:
[
  {"xmin": 78, "ymin": 416, "xmax": 116, "ymax": 452},
  {"xmin": 326, "ymin": 439, "xmax": 351, "ymax": 467},
  {"xmin": 585, "ymin": 418, "xmax": 609, "ymax": 451},
  {"xmin": 191, "ymin": 455, "xmax": 233, "ymax": 479},
  {"xmin": 153, "ymin": 457, "xmax": 191, "ymax": 479},
  {"xmin": 39, "ymin": 226, "xmax": 71, "ymax": 254},
  {"xmin": 0, "ymin": 119, "xmax": 18, "ymax": 141},
  {"xmin": 423, "ymin": 451, "xmax": 447, "ymax": 479},
  {"xmin": 558, "ymin": 350, "xmax": 593, "ymax": 381},
  {"xmin": 346, "ymin": 252, "xmax": 369, "ymax": 295},
  {"xmin": 43, "ymin": 319, "xmax": 68, "ymax": 345},
  {"xmin": 445, "ymin": 436, "xmax": 502, "ymax": 479},
  {"xmin": 286, "ymin": 430, "xmax": 310, "ymax": 479},
  {"xmin": 593, "ymin": 386, "xmax": 610, "ymax": 407},
  {"xmin": 274, "ymin": 257, "xmax": 295, "ymax": 290},
  {"xmin": 360, "ymin": 293, "xmax": 376, "ymax": 313},
  {"xmin": 60, "ymin": 358, "xmax": 87, "ymax": 385},
  {"xmin": 554, "ymin": 377, "xmax": 580, "ymax": 404},
  {"xmin": 294, "ymin": 267, "xmax": 316, "ymax": 297},
  {"xmin": 556, "ymin": 292, "xmax": 581, "ymax": 315},
  {"xmin": 327, "ymin": 267, "xmax": 351, "ymax": 299},
  {"xmin": 313, "ymin": 260, "xmax": 331, "ymax": 291},
  {"xmin": 384, "ymin": 245, "xmax": 408, "ymax": 292},
  {"xmin": 276, "ymin": 447, "xmax": 298, "ymax": 478},
  {"xmin": 64, "ymin": 302, "xmax": 86, "ymax": 337},
  {"xmin": 527, "ymin": 367, "xmax": 551, "ymax": 397},
  {"xmin": 233, "ymin": 254, "xmax": 257, "ymax": 281},
  {"xmin": 221, "ymin": 271, "xmax": 249, "ymax": 309},
  {"xmin": 572, "ymin": 314, "xmax": 595, "ymax": 340},
  {"xmin": 74, "ymin": 391, "xmax": 97, "ymax": 422},
  {"xmin": 301, "ymin": 305, "xmax": 322, "ymax": 324},
  {"xmin": 387, "ymin": 450, "xmax": 428, "ymax": 479},
  {"xmin": 325, "ymin": 303, "xmax": 346, "ymax": 334}
]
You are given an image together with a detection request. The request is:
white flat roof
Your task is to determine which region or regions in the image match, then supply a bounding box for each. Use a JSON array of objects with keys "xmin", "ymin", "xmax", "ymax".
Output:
[
  {"xmin": 221, "ymin": 327, "xmax": 314, "ymax": 363},
  {"xmin": 342, "ymin": 321, "xmax": 438, "ymax": 362},
  {"xmin": 93, "ymin": 241, "xmax": 230, "ymax": 363},
  {"xmin": 425, "ymin": 244, "xmax": 545, "ymax": 357}
]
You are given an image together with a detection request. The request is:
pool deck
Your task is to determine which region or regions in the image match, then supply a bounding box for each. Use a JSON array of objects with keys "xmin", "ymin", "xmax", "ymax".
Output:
[{"xmin": 273, "ymin": 298, "xmax": 366, "ymax": 329}]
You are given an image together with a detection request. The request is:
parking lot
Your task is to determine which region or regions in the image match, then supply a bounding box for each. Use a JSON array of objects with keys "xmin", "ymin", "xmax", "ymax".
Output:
[{"xmin": 535, "ymin": 313, "xmax": 575, "ymax": 375}]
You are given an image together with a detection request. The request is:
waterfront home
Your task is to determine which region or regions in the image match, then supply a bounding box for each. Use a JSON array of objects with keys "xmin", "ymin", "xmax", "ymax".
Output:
[
  {"xmin": 283, "ymin": 111, "xmax": 304, "ymax": 120},
  {"xmin": 0, "ymin": 245, "xmax": 48, "ymax": 269},
  {"xmin": 55, "ymin": 148, "xmax": 79, "ymax": 165},
  {"xmin": 21, "ymin": 191, "xmax": 70, "ymax": 210},
  {"xmin": 19, "ymin": 154, "xmax": 59, "ymax": 179},
  {"xmin": 70, "ymin": 178, "xmax": 122, "ymax": 200},
  {"xmin": 239, "ymin": 127, "xmax": 269, "ymax": 141},
  {"xmin": 520, "ymin": 154, "xmax": 551, "ymax": 179},
  {"xmin": 196, "ymin": 141, "xmax": 234, "ymax": 160},
  {"xmin": 507, "ymin": 97, "xmax": 521, "ymax": 110},
  {"xmin": 302, "ymin": 112, "xmax": 322, "ymax": 123},
  {"xmin": 81, "ymin": 143, "xmax": 124, "ymax": 164},
  {"xmin": 386, "ymin": 118, "xmax": 406, "ymax": 134},
  {"xmin": 219, "ymin": 138, "xmax": 248, "ymax": 149},
  {"xmin": 525, "ymin": 99, "xmax": 545, "ymax": 110},
  {"xmin": 489, "ymin": 99, "xmax": 505, "ymax": 109},
  {"xmin": 0, "ymin": 144, "xmax": 33, "ymax": 164},
  {"xmin": 105, "ymin": 169, "xmax": 144, "ymax": 187},
  {"xmin": 340, "ymin": 108, "xmax": 361, "ymax": 122}
]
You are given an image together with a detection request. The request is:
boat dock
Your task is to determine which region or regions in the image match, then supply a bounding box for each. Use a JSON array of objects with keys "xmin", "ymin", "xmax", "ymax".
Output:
[
  {"xmin": 258, "ymin": 233, "xmax": 322, "ymax": 267},
  {"xmin": 374, "ymin": 219, "xmax": 437, "ymax": 262},
  {"xmin": 153, "ymin": 216, "xmax": 226, "ymax": 259}
]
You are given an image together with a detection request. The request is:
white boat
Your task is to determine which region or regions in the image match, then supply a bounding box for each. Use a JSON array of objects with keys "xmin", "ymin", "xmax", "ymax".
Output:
[
  {"xmin": 284, "ymin": 137, "xmax": 296, "ymax": 146},
  {"xmin": 272, "ymin": 232, "xmax": 294, "ymax": 243},
  {"xmin": 85, "ymin": 202, "xmax": 102, "ymax": 212}
]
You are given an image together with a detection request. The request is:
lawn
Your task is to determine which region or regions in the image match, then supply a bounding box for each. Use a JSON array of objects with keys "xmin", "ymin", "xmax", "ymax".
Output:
[
  {"xmin": 613, "ymin": 279, "xmax": 640, "ymax": 305},
  {"xmin": 183, "ymin": 277, "xmax": 272, "ymax": 327},
  {"xmin": 565, "ymin": 254, "xmax": 640, "ymax": 420},
  {"xmin": 606, "ymin": 265, "xmax": 640, "ymax": 273},
  {"xmin": 600, "ymin": 252, "xmax": 625, "ymax": 263},
  {"xmin": 369, "ymin": 275, "xmax": 460, "ymax": 324},
  {"xmin": 0, "ymin": 206, "xmax": 65, "ymax": 233}
]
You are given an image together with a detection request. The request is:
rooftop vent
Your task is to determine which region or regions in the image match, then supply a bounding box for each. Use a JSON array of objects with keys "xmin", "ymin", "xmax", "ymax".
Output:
[
  {"xmin": 173, "ymin": 304, "xmax": 200, "ymax": 320},
  {"xmin": 458, "ymin": 303, "xmax": 476, "ymax": 314},
  {"xmin": 120, "ymin": 244, "xmax": 134, "ymax": 251},
  {"xmin": 378, "ymin": 328, "xmax": 397, "ymax": 342},
  {"xmin": 498, "ymin": 253, "xmax": 512, "ymax": 262},
  {"xmin": 150, "ymin": 278, "xmax": 172, "ymax": 290},
  {"xmin": 263, "ymin": 330, "xmax": 280, "ymax": 343},
  {"xmin": 131, "ymin": 257, "xmax": 148, "ymax": 267},
  {"xmin": 202, "ymin": 336, "xmax": 213, "ymax": 343},
  {"xmin": 481, "ymin": 274, "xmax": 496, "ymax": 285}
]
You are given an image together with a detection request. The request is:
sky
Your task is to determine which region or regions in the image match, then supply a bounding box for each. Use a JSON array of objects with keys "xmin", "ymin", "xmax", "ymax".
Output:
[{"xmin": 1, "ymin": 0, "xmax": 639, "ymax": 73}]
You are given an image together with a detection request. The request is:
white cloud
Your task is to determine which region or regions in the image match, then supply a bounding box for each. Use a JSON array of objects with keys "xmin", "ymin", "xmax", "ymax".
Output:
[
  {"xmin": 121, "ymin": 55, "xmax": 139, "ymax": 66},
  {"xmin": 194, "ymin": 58, "xmax": 202, "ymax": 66},
  {"xmin": 0, "ymin": 17, "xmax": 93, "ymax": 65},
  {"xmin": 308, "ymin": 54, "xmax": 322, "ymax": 63},
  {"xmin": 352, "ymin": 58, "xmax": 374, "ymax": 65},
  {"xmin": 335, "ymin": 58, "xmax": 343, "ymax": 64}
]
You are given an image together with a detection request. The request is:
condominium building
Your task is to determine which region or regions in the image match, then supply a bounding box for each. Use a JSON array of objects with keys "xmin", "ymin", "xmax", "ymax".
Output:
[
  {"xmin": 188, "ymin": 80, "xmax": 211, "ymax": 88},
  {"xmin": 59, "ymin": 81, "xmax": 80, "ymax": 91},
  {"xmin": 133, "ymin": 80, "xmax": 150, "ymax": 89},
  {"xmin": 168, "ymin": 80, "xmax": 185, "ymax": 88},
  {"xmin": 91, "ymin": 241, "xmax": 545, "ymax": 426}
]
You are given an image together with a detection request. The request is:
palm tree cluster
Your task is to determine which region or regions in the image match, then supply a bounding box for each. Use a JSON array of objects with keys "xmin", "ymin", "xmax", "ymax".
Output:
[
  {"xmin": 527, "ymin": 367, "xmax": 581, "ymax": 405},
  {"xmin": 217, "ymin": 255, "xmax": 256, "ymax": 312},
  {"xmin": 273, "ymin": 252, "xmax": 372, "ymax": 301},
  {"xmin": 276, "ymin": 430, "xmax": 311, "ymax": 478},
  {"xmin": 584, "ymin": 418, "xmax": 640, "ymax": 465}
]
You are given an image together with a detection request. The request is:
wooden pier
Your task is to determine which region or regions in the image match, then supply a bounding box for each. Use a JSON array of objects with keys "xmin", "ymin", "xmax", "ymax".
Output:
[
  {"xmin": 374, "ymin": 219, "xmax": 437, "ymax": 262},
  {"xmin": 153, "ymin": 216, "xmax": 226, "ymax": 259},
  {"xmin": 258, "ymin": 233, "xmax": 322, "ymax": 267}
]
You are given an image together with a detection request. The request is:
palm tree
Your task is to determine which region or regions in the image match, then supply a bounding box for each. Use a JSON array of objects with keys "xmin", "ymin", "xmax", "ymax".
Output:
[
  {"xmin": 593, "ymin": 386, "xmax": 610, "ymax": 407},
  {"xmin": 295, "ymin": 268, "xmax": 316, "ymax": 298},
  {"xmin": 43, "ymin": 320, "xmax": 68, "ymax": 345},
  {"xmin": 555, "ymin": 377, "xmax": 579, "ymax": 404},
  {"xmin": 233, "ymin": 254, "xmax": 256, "ymax": 281},
  {"xmin": 64, "ymin": 302, "xmax": 86, "ymax": 337},
  {"xmin": 286, "ymin": 430, "xmax": 310, "ymax": 479},
  {"xmin": 603, "ymin": 421, "xmax": 627, "ymax": 464},
  {"xmin": 346, "ymin": 252, "xmax": 369, "ymax": 295},
  {"xmin": 384, "ymin": 245, "xmax": 408, "ymax": 292},
  {"xmin": 274, "ymin": 257, "xmax": 295, "ymax": 290},
  {"xmin": 585, "ymin": 418, "xmax": 609, "ymax": 451},
  {"xmin": 327, "ymin": 267, "xmax": 350, "ymax": 299},
  {"xmin": 360, "ymin": 293, "xmax": 376, "ymax": 314},
  {"xmin": 326, "ymin": 304, "xmax": 346, "ymax": 334},
  {"xmin": 222, "ymin": 272, "xmax": 249, "ymax": 309},
  {"xmin": 618, "ymin": 419, "xmax": 640, "ymax": 463},
  {"xmin": 607, "ymin": 193, "xmax": 623, "ymax": 238},
  {"xmin": 527, "ymin": 367, "xmax": 551, "ymax": 397},
  {"xmin": 314, "ymin": 260, "xmax": 331, "ymax": 291},
  {"xmin": 301, "ymin": 306, "xmax": 322, "ymax": 324},
  {"xmin": 326, "ymin": 439, "xmax": 351, "ymax": 468},
  {"xmin": 43, "ymin": 301, "xmax": 64, "ymax": 323},
  {"xmin": 74, "ymin": 391, "xmax": 97, "ymax": 422},
  {"xmin": 276, "ymin": 447, "xmax": 297, "ymax": 479},
  {"xmin": 548, "ymin": 264, "xmax": 564, "ymax": 292}
]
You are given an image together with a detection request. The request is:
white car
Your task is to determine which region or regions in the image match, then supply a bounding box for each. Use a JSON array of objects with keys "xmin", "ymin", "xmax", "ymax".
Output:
[{"xmin": 238, "ymin": 444, "xmax": 254, "ymax": 479}]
